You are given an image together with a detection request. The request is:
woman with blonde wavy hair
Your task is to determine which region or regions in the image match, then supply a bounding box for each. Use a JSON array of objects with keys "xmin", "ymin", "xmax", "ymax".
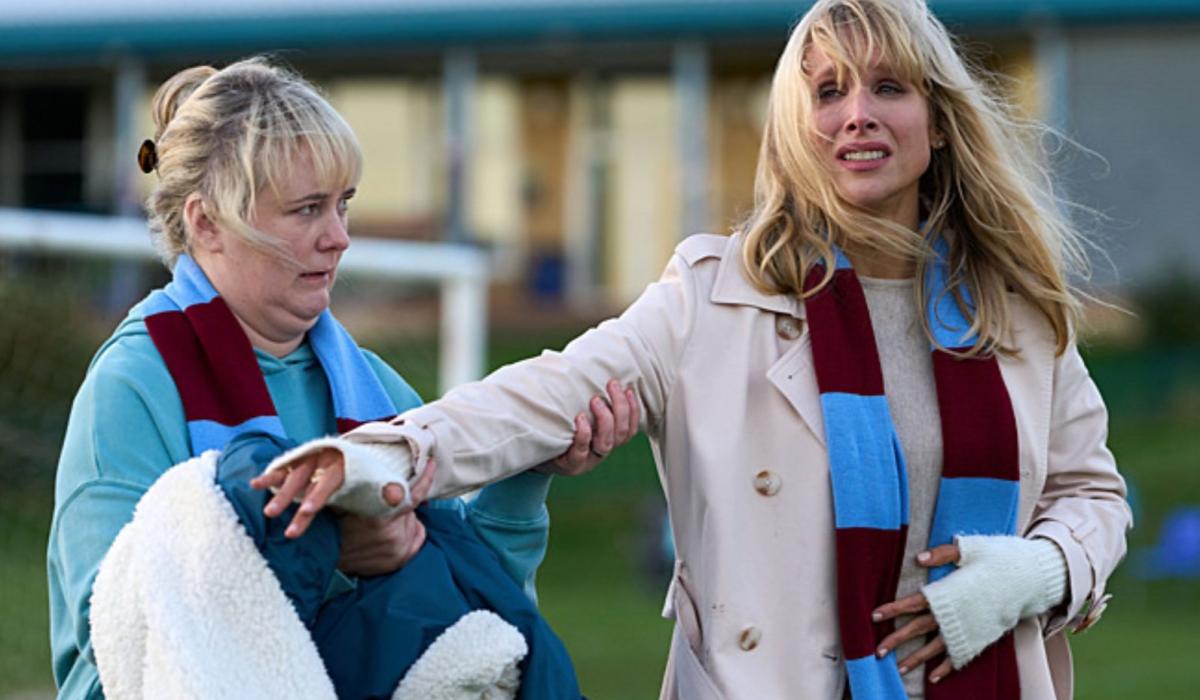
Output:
[{"xmin": 266, "ymin": 1, "xmax": 1130, "ymax": 697}]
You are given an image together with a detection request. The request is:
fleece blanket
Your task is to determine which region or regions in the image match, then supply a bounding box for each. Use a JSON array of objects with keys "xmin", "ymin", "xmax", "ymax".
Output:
[{"xmin": 90, "ymin": 452, "xmax": 526, "ymax": 700}]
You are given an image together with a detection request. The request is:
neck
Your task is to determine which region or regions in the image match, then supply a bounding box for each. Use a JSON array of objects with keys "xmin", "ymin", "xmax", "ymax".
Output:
[
  {"xmin": 236, "ymin": 317, "xmax": 305, "ymax": 358},
  {"xmin": 842, "ymin": 197, "xmax": 922, "ymax": 279},
  {"xmin": 845, "ymin": 248, "xmax": 916, "ymax": 279}
]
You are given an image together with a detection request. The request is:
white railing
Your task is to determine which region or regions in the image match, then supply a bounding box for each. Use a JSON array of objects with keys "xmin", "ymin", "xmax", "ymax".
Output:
[{"xmin": 0, "ymin": 207, "xmax": 488, "ymax": 393}]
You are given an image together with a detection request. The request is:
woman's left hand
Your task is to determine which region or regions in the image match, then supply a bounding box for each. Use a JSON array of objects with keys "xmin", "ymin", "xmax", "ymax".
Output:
[{"xmin": 871, "ymin": 543, "xmax": 960, "ymax": 684}]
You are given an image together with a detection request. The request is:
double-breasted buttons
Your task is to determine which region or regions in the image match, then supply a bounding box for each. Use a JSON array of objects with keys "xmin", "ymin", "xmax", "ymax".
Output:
[
  {"xmin": 775, "ymin": 315, "xmax": 802, "ymax": 340},
  {"xmin": 738, "ymin": 626, "xmax": 761, "ymax": 651},
  {"xmin": 753, "ymin": 470, "xmax": 781, "ymax": 497}
]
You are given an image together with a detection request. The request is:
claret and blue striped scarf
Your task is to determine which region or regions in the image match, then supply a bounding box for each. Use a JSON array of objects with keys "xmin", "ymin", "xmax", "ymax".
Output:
[
  {"xmin": 141, "ymin": 253, "xmax": 397, "ymax": 455},
  {"xmin": 802, "ymin": 240, "xmax": 1021, "ymax": 699}
]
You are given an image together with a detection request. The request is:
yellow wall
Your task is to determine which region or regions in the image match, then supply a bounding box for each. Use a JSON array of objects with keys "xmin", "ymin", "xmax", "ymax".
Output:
[
  {"xmin": 607, "ymin": 79, "xmax": 679, "ymax": 304},
  {"xmin": 710, "ymin": 74, "xmax": 771, "ymax": 236},
  {"xmin": 469, "ymin": 78, "xmax": 525, "ymax": 249},
  {"xmin": 328, "ymin": 79, "xmax": 440, "ymax": 231}
]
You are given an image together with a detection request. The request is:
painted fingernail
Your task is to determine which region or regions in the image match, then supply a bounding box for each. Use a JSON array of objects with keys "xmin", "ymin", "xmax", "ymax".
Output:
[
  {"xmin": 898, "ymin": 665, "xmax": 908, "ymax": 674},
  {"xmin": 264, "ymin": 503, "xmax": 278, "ymax": 517},
  {"xmin": 877, "ymin": 647, "xmax": 887, "ymax": 658},
  {"xmin": 931, "ymin": 674, "xmax": 941, "ymax": 684},
  {"xmin": 871, "ymin": 611, "xmax": 882, "ymax": 622},
  {"xmin": 917, "ymin": 551, "xmax": 931, "ymax": 563}
]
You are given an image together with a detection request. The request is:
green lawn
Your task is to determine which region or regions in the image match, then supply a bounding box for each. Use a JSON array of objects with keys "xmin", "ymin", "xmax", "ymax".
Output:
[{"xmin": 2, "ymin": 334, "xmax": 1197, "ymax": 699}]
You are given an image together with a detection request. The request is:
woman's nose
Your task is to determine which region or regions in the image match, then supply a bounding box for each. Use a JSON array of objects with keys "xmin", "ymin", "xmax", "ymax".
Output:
[
  {"xmin": 320, "ymin": 213, "xmax": 350, "ymax": 252},
  {"xmin": 843, "ymin": 87, "xmax": 878, "ymax": 134}
]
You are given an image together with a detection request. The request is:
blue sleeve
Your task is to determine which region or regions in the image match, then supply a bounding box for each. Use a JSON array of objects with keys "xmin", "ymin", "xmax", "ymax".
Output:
[
  {"xmin": 464, "ymin": 471, "xmax": 555, "ymax": 603},
  {"xmin": 48, "ymin": 335, "xmax": 192, "ymax": 699},
  {"xmin": 359, "ymin": 348, "xmax": 553, "ymax": 602}
]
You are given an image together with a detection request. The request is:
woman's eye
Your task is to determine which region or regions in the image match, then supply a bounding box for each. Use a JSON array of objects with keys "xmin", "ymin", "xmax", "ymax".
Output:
[
  {"xmin": 337, "ymin": 198, "xmax": 351, "ymax": 214},
  {"xmin": 817, "ymin": 84, "xmax": 843, "ymax": 101},
  {"xmin": 877, "ymin": 81, "xmax": 904, "ymax": 95},
  {"xmin": 295, "ymin": 204, "xmax": 318, "ymax": 216}
]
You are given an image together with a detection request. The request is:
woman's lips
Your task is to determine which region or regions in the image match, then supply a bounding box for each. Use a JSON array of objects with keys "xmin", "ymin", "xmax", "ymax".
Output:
[
  {"xmin": 838, "ymin": 152, "xmax": 891, "ymax": 171},
  {"xmin": 299, "ymin": 270, "xmax": 332, "ymax": 285},
  {"xmin": 836, "ymin": 142, "xmax": 892, "ymax": 171}
]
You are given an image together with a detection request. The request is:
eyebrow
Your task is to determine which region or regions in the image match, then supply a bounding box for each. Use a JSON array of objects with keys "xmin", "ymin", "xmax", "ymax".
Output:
[{"xmin": 286, "ymin": 187, "xmax": 357, "ymax": 206}]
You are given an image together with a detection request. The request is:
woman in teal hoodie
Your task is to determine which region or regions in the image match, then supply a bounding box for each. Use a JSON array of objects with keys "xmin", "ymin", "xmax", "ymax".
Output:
[{"xmin": 48, "ymin": 57, "xmax": 635, "ymax": 699}]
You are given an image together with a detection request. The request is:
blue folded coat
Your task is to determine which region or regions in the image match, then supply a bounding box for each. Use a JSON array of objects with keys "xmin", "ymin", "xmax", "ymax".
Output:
[{"xmin": 217, "ymin": 432, "xmax": 582, "ymax": 700}]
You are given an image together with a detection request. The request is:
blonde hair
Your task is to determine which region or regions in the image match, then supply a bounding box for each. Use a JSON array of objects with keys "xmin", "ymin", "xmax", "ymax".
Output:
[
  {"xmin": 740, "ymin": 0, "xmax": 1087, "ymax": 355},
  {"xmin": 145, "ymin": 57, "xmax": 362, "ymax": 266}
]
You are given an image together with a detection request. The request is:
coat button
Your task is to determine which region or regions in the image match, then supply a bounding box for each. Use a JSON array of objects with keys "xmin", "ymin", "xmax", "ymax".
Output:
[
  {"xmin": 753, "ymin": 470, "xmax": 781, "ymax": 496},
  {"xmin": 775, "ymin": 316, "xmax": 802, "ymax": 340},
  {"xmin": 738, "ymin": 626, "xmax": 761, "ymax": 651}
]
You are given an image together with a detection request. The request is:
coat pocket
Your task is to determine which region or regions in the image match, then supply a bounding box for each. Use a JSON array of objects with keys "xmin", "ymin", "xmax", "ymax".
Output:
[{"xmin": 666, "ymin": 569, "xmax": 725, "ymax": 700}]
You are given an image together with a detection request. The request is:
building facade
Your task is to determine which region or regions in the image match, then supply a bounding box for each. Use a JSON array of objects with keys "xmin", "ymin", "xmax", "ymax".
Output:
[{"xmin": 1, "ymin": 0, "xmax": 1198, "ymax": 301}]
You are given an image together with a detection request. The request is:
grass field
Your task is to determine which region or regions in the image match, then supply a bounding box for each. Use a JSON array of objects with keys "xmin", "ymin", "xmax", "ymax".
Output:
[{"xmin": 1, "ymin": 326, "xmax": 1197, "ymax": 698}]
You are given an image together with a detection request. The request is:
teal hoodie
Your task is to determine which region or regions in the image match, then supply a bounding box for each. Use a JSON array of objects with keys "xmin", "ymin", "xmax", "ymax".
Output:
[{"xmin": 47, "ymin": 298, "xmax": 552, "ymax": 700}]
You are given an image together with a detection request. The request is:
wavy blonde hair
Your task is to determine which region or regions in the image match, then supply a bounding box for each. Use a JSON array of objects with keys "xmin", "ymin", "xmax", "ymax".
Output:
[
  {"xmin": 740, "ymin": 0, "xmax": 1087, "ymax": 355},
  {"xmin": 145, "ymin": 57, "xmax": 362, "ymax": 267}
]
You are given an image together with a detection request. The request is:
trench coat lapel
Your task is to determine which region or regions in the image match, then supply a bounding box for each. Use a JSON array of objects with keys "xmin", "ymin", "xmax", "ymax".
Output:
[
  {"xmin": 765, "ymin": 333, "xmax": 825, "ymax": 446},
  {"xmin": 708, "ymin": 238, "xmax": 825, "ymax": 446}
]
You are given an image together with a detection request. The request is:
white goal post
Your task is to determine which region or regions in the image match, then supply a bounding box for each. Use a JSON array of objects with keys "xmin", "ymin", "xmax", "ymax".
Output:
[{"xmin": 0, "ymin": 207, "xmax": 488, "ymax": 394}]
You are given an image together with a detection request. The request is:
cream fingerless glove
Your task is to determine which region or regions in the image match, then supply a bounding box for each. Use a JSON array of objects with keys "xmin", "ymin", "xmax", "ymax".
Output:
[
  {"xmin": 265, "ymin": 437, "xmax": 415, "ymax": 517},
  {"xmin": 922, "ymin": 535, "xmax": 1068, "ymax": 669}
]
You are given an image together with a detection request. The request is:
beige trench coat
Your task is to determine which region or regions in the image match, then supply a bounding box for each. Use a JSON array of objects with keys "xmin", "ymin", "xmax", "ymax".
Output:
[{"xmin": 347, "ymin": 233, "xmax": 1131, "ymax": 699}]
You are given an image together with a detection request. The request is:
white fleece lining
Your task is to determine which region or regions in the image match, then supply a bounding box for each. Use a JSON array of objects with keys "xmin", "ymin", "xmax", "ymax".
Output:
[
  {"xmin": 90, "ymin": 452, "xmax": 526, "ymax": 700},
  {"xmin": 91, "ymin": 451, "xmax": 337, "ymax": 699}
]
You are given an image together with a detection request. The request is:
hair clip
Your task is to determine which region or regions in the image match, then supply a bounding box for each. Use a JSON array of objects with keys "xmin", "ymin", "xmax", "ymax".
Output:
[{"xmin": 137, "ymin": 139, "xmax": 158, "ymax": 174}]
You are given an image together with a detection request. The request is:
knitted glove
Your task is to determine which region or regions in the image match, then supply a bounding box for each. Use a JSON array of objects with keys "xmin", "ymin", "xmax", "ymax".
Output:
[
  {"xmin": 922, "ymin": 535, "xmax": 1068, "ymax": 669},
  {"xmin": 392, "ymin": 610, "xmax": 527, "ymax": 700},
  {"xmin": 265, "ymin": 436, "xmax": 415, "ymax": 517}
]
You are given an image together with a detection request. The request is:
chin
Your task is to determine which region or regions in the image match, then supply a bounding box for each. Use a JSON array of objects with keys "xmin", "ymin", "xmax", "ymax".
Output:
[{"xmin": 291, "ymin": 303, "xmax": 329, "ymax": 330}]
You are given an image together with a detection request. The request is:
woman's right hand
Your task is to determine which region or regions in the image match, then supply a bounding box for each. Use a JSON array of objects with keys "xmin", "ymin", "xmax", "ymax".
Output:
[
  {"xmin": 549, "ymin": 380, "xmax": 640, "ymax": 476},
  {"xmin": 250, "ymin": 447, "xmax": 437, "ymax": 539}
]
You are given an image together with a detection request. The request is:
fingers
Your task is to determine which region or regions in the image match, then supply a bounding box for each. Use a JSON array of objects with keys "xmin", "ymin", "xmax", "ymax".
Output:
[
  {"xmin": 249, "ymin": 467, "xmax": 287, "ymax": 491},
  {"xmin": 928, "ymin": 657, "xmax": 954, "ymax": 684},
  {"xmin": 590, "ymin": 393, "xmax": 616, "ymax": 457},
  {"xmin": 872, "ymin": 591, "xmax": 929, "ymax": 622},
  {"xmin": 877, "ymin": 612, "xmax": 939, "ymax": 660},
  {"xmin": 403, "ymin": 515, "xmax": 427, "ymax": 562},
  {"xmin": 555, "ymin": 412, "xmax": 593, "ymax": 469},
  {"xmin": 285, "ymin": 450, "xmax": 345, "ymax": 538},
  {"xmin": 625, "ymin": 388, "xmax": 640, "ymax": 437},
  {"xmin": 896, "ymin": 636, "xmax": 947, "ymax": 675},
  {"xmin": 407, "ymin": 456, "xmax": 437, "ymax": 506},
  {"xmin": 916, "ymin": 543, "xmax": 960, "ymax": 568},
  {"xmin": 262, "ymin": 456, "xmax": 317, "ymax": 518},
  {"xmin": 607, "ymin": 380, "xmax": 632, "ymax": 445}
]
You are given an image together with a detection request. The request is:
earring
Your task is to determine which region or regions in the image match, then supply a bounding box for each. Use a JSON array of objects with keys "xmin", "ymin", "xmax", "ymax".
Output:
[{"xmin": 933, "ymin": 137, "xmax": 947, "ymax": 149}]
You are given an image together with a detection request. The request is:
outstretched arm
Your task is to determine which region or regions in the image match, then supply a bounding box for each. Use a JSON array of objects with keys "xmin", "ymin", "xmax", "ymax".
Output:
[{"xmin": 261, "ymin": 252, "xmax": 699, "ymax": 534}]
